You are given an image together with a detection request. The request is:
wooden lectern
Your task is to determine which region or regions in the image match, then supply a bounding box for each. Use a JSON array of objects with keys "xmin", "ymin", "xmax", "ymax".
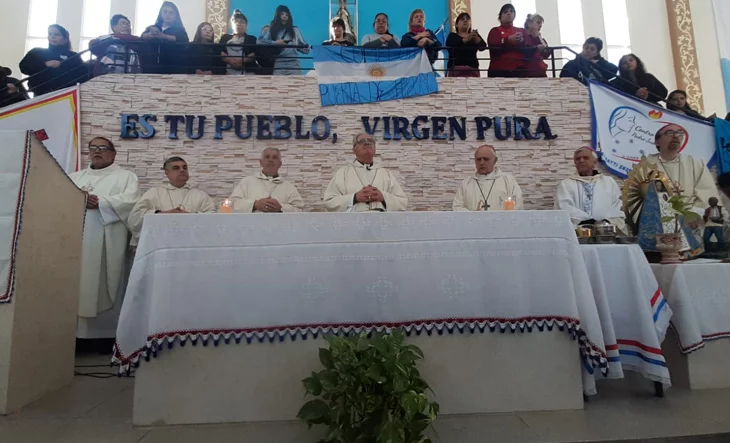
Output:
[{"xmin": 0, "ymin": 131, "xmax": 85, "ymax": 414}]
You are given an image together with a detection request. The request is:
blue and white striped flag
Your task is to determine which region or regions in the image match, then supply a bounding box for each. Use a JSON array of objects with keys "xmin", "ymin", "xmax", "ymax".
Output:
[{"xmin": 312, "ymin": 46, "xmax": 438, "ymax": 106}]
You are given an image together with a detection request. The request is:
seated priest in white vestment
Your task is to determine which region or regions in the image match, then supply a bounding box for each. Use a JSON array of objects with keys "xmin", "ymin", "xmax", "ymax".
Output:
[
  {"xmin": 128, "ymin": 156, "xmax": 217, "ymax": 245},
  {"xmin": 645, "ymin": 123, "xmax": 719, "ymax": 217},
  {"xmin": 229, "ymin": 147, "xmax": 304, "ymax": 213},
  {"xmin": 69, "ymin": 137, "xmax": 140, "ymax": 339},
  {"xmin": 555, "ymin": 147, "xmax": 627, "ymax": 234},
  {"xmin": 453, "ymin": 145, "xmax": 523, "ymax": 211},
  {"xmin": 323, "ymin": 133, "xmax": 408, "ymax": 212}
]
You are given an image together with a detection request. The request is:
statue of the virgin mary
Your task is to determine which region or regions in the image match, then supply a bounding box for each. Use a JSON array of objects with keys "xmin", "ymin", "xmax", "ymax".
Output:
[
  {"xmin": 623, "ymin": 156, "xmax": 703, "ymax": 259},
  {"xmin": 333, "ymin": 0, "xmax": 356, "ymax": 45}
]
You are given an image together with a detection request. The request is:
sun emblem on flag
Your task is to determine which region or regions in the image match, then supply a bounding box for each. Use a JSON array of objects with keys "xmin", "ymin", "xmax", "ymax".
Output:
[{"xmin": 368, "ymin": 65, "xmax": 386, "ymax": 78}]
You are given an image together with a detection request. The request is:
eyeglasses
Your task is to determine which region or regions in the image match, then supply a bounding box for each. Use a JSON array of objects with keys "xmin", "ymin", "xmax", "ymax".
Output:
[
  {"xmin": 659, "ymin": 130, "xmax": 685, "ymax": 138},
  {"xmin": 89, "ymin": 145, "xmax": 114, "ymax": 153},
  {"xmin": 356, "ymin": 139, "xmax": 375, "ymax": 146}
]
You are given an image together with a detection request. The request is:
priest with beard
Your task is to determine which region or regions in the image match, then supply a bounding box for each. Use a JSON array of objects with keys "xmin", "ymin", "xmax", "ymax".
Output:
[
  {"xmin": 452, "ymin": 145, "xmax": 523, "ymax": 211},
  {"xmin": 128, "ymin": 156, "xmax": 216, "ymax": 246},
  {"xmin": 69, "ymin": 137, "xmax": 140, "ymax": 340},
  {"xmin": 645, "ymin": 123, "xmax": 719, "ymax": 217},
  {"xmin": 228, "ymin": 147, "xmax": 304, "ymax": 213},
  {"xmin": 324, "ymin": 133, "xmax": 408, "ymax": 212},
  {"xmin": 555, "ymin": 147, "xmax": 627, "ymax": 234}
]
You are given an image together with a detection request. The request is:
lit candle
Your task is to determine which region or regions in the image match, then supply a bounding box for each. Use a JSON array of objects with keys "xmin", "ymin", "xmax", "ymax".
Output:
[
  {"xmin": 221, "ymin": 199, "xmax": 232, "ymax": 213},
  {"xmin": 503, "ymin": 196, "xmax": 516, "ymax": 211}
]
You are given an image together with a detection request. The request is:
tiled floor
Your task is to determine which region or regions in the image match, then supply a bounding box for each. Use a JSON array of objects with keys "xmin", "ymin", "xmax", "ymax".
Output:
[{"xmin": 2, "ymin": 354, "xmax": 730, "ymax": 443}]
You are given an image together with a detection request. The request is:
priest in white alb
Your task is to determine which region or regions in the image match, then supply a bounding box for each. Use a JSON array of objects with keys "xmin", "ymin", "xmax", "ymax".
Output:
[
  {"xmin": 128, "ymin": 156, "xmax": 216, "ymax": 245},
  {"xmin": 324, "ymin": 133, "xmax": 408, "ymax": 212},
  {"xmin": 646, "ymin": 123, "xmax": 719, "ymax": 216},
  {"xmin": 453, "ymin": 145, "xmax": 523, "ymax": 211},
  {"xmin": 555, "ymin": 147, "xmax": 627, "ymax": 234},
  {"xmin": 69, "ymin": 137, "xmax": 140, "ymax": 339},
  {"xmin": 229, "ymin": 147, "xmax": 304, "ymax": 212}
]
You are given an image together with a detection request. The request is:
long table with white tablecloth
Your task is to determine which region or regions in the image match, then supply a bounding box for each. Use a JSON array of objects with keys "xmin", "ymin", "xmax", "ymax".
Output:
[{"xmin": 115, "ymin": 210, "xmax": 609, "ymax": 424}]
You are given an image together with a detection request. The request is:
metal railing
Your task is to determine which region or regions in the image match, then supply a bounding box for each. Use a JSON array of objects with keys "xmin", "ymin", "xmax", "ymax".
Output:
[{"xmin": 0, "ymin": 42, "xmax": 651, "ymax": 110}]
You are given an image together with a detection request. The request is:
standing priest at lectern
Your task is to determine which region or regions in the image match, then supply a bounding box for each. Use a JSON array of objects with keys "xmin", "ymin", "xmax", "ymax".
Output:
[
  {"xmin": 324, "ymin": 133, "xmax": 408, "ymax": 212},
  {"xmin": 69, "ymin": 137, "xmax": 140, "ymax": 340},
  {"xmin": 453, "ymin": 145, "xmax": 523, "ymax": 211}
]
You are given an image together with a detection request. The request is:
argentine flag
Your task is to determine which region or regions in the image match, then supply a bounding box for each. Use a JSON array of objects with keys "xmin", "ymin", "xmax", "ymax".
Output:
[{"xmin": 312, "ymin": 46, "xmax": 438, "ymax": 107}]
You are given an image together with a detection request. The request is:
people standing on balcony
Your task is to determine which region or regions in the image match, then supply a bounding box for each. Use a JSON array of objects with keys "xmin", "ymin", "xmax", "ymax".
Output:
[
  {"xmin": 89, "ymin": 15, "xmax": 143, "ymax": 76},
  {"xmin": 20, "ymin": 24, "xmax": 85, "ymax": 96},
  {"xmin": 259, "ymin": 5, "xmax": 310, "ymax": 75},
  {"xmin": 486, "ymin": 4, "xmax": 525, "ymax": 78},
  {"xmin": 666, "ymin": 90, "xmax": 713, "ymax": 121},
  {"xmin": 522, "ymin": 14, "xmax": 550, "ymax": 78},
  {"xmin": 219, "ymin": 10, "xmax": 259, "ymax": 75},
  {"xmin": 401, "ymin": 9, "xmax": 442, "ymax": 66},
  {"xmin": 609, "ymin": 54, "xmax": 667, "ymax": 104},
  {"xmin": 188, "ymin": 22, "xmax": 225, "ymax": 75},
  {"xmin": 141, "ymin": 1, "xmax": 190, "ymax": 74},
  {"xmin": 361, "ymin": 13, "xmax": 401, "ymax": 48},
  {"xmin": 560, "ymin": 37, "xmax": 617, "ymax": 85},
  {"xmin": 323, "ymin": 19, "xmax": 354, "ymax": 47},
  {"xmin": 0, "ymin": 66, "xmax": 28, "ymax": 107},
  {"xmin": 445, "ymin": 13, "xmax": 486, "ymax": 77}
]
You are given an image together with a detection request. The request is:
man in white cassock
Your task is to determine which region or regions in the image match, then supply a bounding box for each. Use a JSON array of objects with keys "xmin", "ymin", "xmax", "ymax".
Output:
[
  {"xmin": 645, "ymin": 123, "xmax": 719, "ymax": 216},
  {"xmin": 69, "ymin": 137, "xmax": 140, "ymax": 339},
  {"xmin": 324, "ymin": 133, "xmax": 408, "ymax": 212},
  {"xmin": 229, "ymin": 147, "xmax": 304, "ymax": 212},
  {"xmin": 128, "ymin": 157, "xmax": 216, "ymax": 246},
  {"xmin": 555, "ymin": 147, "xmax": 627, "ymax": 234},
  {"xmin": 453, "ymin": 145, "xmax": 523, "ymax": 211}
]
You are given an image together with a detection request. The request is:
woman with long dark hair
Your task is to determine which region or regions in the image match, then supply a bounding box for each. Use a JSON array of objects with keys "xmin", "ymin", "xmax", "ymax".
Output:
[
  {"xmin": 259, "ymin": 5, "xmax": 309, "ymax": 75},
  {"xmin": 401, "ymin": 9, "xmax": 442, "ymax": 65},
  {"xmin": 141, "ymin": 1, "xmax": 189, "ymax": 74},
  {"xmin": 486, "ymin": 4, "xmax": 525, "ymax": 77},
  {"xmin": 188, "ymin": 22, "xmax": 225, "ymax": 75},
  {"xmin": 445, "ymin": 12, "xmax": 486, "ymax": 77},
  {"xmin": 19, "ymin": 24, "xmax": 85, "ymax": 96},
  {"xmin": 219, "ymin": 10, "xmax": 259, "ymax": 75},
  {"xmin": 609, "ymin": 53, "xmax": 667, "ymax": 104},
  {"xmin": 667, "ymin": 90, "xmax": 713, "ymax": 121}
]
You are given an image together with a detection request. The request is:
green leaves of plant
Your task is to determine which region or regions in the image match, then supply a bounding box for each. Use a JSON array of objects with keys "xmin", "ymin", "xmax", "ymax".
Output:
[{"xmin": 298, "ymin": 330, "xmax": 439, "ymax": 443}]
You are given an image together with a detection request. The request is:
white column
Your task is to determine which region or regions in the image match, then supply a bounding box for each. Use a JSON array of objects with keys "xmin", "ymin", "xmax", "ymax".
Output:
[
  {"xmin": 690, "ymin": 0, "xmax": 727, "ymax": 116},
  {"xmin": 581, "ymin": 0, "xmax": 606, "ymax": 43},
  {"xmin": 472, "ymin": 0, "xmax": 508, "ymax": 74},
  {"xmin": 0, "ymin": 1, "xmax": 33, "ymax": 78},
  {"xmin": 625, "ymin": 0, "xmax": 676, "ymax": 93},
  {"xmin": 57, "ymin": 0, "xmax": 84, "ymax": 52},
  {"xmin": 537, "ymin": 0, "xmax": 563, "ymax": 71},
  {"xmin": 174, "ymin": 0, "xmax": 207, "ymax": 38}
]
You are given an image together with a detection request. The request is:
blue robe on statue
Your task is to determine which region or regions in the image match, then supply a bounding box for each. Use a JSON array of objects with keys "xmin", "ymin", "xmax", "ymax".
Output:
[{"xmin": 638, "ymin": 183, "xmax": 703, "ymax": 258}]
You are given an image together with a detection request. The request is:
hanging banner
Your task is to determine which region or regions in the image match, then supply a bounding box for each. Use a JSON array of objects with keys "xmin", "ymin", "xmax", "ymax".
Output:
[
  {"xmin": 714, "ymin": 117, "xmax": 730, "ymax": 175},
  {"xmin": 589, "ymin": 81, "xmax": 715, "ymax": 178},
  {"xmin": 0, "ymin": 86, "xmax": 80, "ymax": 174},
  {"xmin": 713, "ymin": 0, "xmax": 730, "ymax": 111}
]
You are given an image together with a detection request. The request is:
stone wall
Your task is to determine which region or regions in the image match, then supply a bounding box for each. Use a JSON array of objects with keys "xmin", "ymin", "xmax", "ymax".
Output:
[{"xmin": 79, "ymin": 75, "xmax": 596, "ymax": 211}]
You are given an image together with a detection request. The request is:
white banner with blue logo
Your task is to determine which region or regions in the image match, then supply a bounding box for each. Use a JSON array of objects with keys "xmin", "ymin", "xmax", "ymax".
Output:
[
  {"xmin": 588, "ymin": 81, "xmax": 716, "ymax": 178},
  {"xmin": 312, "ymin": 46, "xmax": 438, "ymax": 106},
  {"xmin": 714, "ymin": 117, "xmax": 730, "ymax": 175},
  {"xmin": 713, "ymin": 0, "xmax": 730, "ymax": 110}
]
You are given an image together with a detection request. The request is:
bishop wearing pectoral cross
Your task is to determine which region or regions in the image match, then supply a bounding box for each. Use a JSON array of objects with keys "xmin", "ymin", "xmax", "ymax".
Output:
[{"xmin": 452, "ymin": 145, "xmax": 523, "ymax": 211}]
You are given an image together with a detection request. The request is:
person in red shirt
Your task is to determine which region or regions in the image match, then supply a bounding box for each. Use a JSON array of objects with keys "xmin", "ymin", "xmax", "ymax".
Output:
[
  {"xmin": 522, "ymin": 14, "xmax": 550, "ymax": 77},
  {"xmin": 487, "ymin": 3, "xmax": 525, "ymax": 78}
]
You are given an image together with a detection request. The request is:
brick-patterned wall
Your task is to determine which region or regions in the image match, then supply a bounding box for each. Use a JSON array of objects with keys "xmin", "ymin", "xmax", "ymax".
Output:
[{"xmin": 79, "ymin": 75, "xmax": 594, "ymax": 211}]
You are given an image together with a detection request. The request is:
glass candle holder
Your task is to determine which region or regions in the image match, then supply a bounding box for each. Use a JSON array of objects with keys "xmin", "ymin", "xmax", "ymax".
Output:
[
  {"xmin": 220, "ymin": 199, "xmax": 232, "ymax": 213},
  {"xmin": 501, "ymin": 195, "xmax": 516, "ymax": 211}
]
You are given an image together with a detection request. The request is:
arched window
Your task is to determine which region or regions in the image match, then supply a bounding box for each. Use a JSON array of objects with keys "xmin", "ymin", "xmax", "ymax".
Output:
[
  {"xmin": 80, "ymin": 0, "xmax": 112, "ymax": 59},
  {"xmin": 25, "ymin": 0, "xmax": 59, "ymax": 52},
  {"xmin": 602, "ymin": 0, "xmax": 631, "ymax": 65},
  {"xmin": 135, "ymin": 0, "xmax": 164, "ymax": 35},
  {"xmin": 510, "ymin": 0, "xmax": 537, "ymax": 30}
]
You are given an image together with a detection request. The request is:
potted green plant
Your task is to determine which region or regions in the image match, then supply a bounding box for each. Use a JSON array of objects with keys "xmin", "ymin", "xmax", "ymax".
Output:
[
  {"xmin": 657, "ymin": 195, "xmax": 700, "ymax": 264},
  {"xmin": 297, "ymin": 330, "xmax": 439, "ymax": 443}
]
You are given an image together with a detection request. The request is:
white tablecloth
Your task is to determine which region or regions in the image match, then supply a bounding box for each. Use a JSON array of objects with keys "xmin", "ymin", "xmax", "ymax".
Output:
[
  {"xmin": 581, "ymin": 245, "xmax": 672, "ymax": 385},
  {"xmin": 651, "ymin": 262, "xmax": 730, "ymax": 353},
  {"xmin": 114, "ymin": 211, "xmax": 608, "ymax": 392}
]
